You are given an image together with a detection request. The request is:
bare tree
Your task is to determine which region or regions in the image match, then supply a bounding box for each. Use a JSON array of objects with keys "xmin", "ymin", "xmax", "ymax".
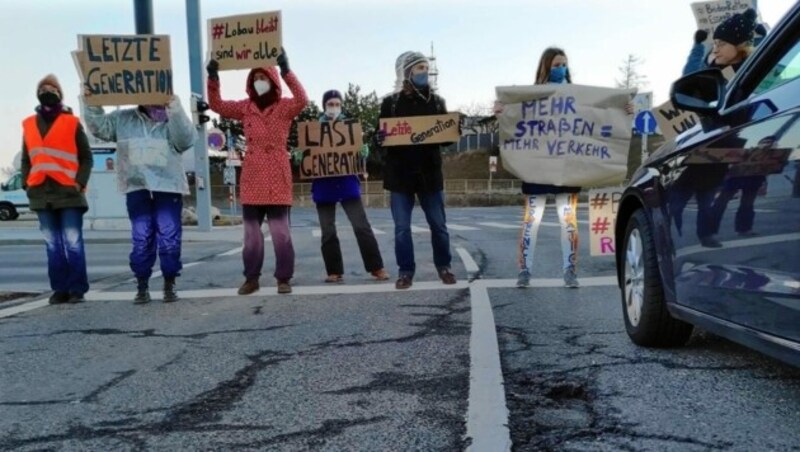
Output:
[
  {"xmin": 616, "ymin": 54, "xmax": 649, "ymax": 90},
  {"xmin": 0, "ymin": 166, "xmax": 16, "ymax": 179}
]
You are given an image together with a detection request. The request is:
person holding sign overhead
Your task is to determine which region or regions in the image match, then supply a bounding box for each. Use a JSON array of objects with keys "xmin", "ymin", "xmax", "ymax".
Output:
[
  {"xmin": 206, "ymin": 48, "xmax": 307, "ymax": 295},
  {"xmin": 21, "ymin": 74, "xmax": 93, "ymax": 305},
  {"xmin": 294, "ymin": 89, "xmax": 389, "ymax": 284},
  {"xmin": 378, "ymin": 51, "xmax": 458, "ymax": 290},
  {"xmin": 83, "ymin": 90, "xmax": 195, "ymax": 304}
]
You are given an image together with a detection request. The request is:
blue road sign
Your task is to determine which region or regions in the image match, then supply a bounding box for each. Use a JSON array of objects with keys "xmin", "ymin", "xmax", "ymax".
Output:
[{"xmin": 635, "ymin": 110, "xmax": 657, "ymax": 135}]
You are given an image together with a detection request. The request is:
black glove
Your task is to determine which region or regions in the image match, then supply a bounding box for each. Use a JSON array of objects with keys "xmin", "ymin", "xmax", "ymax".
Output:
[
  {"xmin": 206, "ymin": 59, "xmax": 219, "ymax": 81},
  {"xmin": 277, "ymin": 47, "xmax": 290, "ymax": 77},
  {"xmin": 694, "ymin": 30, "xmax": 708, "ymax": 44}
]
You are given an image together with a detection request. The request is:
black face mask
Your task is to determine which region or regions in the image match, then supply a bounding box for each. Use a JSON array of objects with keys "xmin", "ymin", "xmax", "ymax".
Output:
[{"xmin": 38, "ymin": 92, "xmax": 60, "ymax": 107}]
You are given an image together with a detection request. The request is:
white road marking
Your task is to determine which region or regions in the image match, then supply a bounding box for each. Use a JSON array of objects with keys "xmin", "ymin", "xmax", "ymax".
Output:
[
  {"xmin": 466, "ymin": 279, "xmax": 511, "ymax": 452},
  {"xmin": 1, "ymin": 276, "xmax": 620, "ymax": 316},
  {"xmin": 312, "ymin": 228, "xmax": 321, "ymax": 238},
  {"xmin": 676, "ymin": 232, "xmax": 800, "ymax": 259},
  {"xmin": 456, "ymin": 247, "xmax": 480, "ymax": 274},
  {"xmin": 480, "ymin": 275, "xmax": 618, "ymax": 288},
  {"xmin": 478, "ymin": 222, "xmax": 519, "ymax": 229},
  {"xmin": 371, "ymin": 227, "xmax": 386, "ymax": 235},
  {"xmin": 448, "ymin": 224, "xmax": 480, "ymax": 231},
  {"xmin": 219, "ymin": 246, "xmax": 243, "ymax": 257},
  {"xmin": 0, "ymin": 298, "xmax": 49, "ymax": 319},
  {"xmin": 411, "ymin": 225, "xmax": 430, "ymax": 233}
]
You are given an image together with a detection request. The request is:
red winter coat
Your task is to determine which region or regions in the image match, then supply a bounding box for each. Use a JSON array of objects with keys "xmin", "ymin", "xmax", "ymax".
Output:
[{"xmin": 208, "ymin": 67, "xmax": 307, "ymax": 205}]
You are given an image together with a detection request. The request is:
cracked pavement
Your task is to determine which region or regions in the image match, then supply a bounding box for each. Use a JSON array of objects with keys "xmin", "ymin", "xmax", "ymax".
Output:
[{"xmin": 1, "ymin": 207, "xmax": 798, "ymax": 450}]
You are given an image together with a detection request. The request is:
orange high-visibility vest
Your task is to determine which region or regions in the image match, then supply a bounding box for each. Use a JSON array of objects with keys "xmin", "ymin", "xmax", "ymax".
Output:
[{"xmin": 22, "ymin": 114, "xmax": 80, "ymax": 187}]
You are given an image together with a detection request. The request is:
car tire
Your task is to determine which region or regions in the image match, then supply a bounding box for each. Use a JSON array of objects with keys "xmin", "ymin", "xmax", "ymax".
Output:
[
  {"xmin": 621, "ymin": 209, "xmax": 693, "ymax": 347},
  {"xmin": 0, "ymin": 203, "xmax": 16, "ymax": 221}
]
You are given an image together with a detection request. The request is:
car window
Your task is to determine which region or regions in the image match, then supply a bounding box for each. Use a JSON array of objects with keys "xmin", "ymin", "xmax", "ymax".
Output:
[
  {"xmin": 8, "ymin": 174, "xmax": 22, "ymax": 191},
  {"xmin": 753, "ymin": 38, "xmax": 800, "ymax": 96}
]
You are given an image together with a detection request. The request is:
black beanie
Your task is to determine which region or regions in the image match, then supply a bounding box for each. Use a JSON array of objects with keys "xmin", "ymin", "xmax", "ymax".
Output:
[
  {"xmin": 713, "ymin": 8, "xmax": 757, "ymax": 45},
  {"xmin": 322, "ymin": 89, "xmax": 342, "ymax": 107}
]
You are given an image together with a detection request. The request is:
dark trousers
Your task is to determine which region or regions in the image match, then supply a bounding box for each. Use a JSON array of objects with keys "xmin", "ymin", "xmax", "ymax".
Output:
[
  {"xmin": 316, "ymin": 198, "xmax": 383, "ymax": 275},
  {"xmin": 242, "ymin": 205, "xmax": 294, "ymax": 281},
  {"xmin": 126, "ymin": 190, "xmax": 183, "ymax": 280}
]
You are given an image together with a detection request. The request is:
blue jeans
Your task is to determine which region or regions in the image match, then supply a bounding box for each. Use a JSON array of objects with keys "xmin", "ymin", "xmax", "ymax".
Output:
[
  {"xmin": 126, "ymin": 190, "xmax": 183, "ymax": 280},
  {"xmin": 390, "ymin": 191, "xmax": 451, "ymax": 278},
  {"xmin": 37, "ymin": 208, "xmax": 89, "ymax": 295}
]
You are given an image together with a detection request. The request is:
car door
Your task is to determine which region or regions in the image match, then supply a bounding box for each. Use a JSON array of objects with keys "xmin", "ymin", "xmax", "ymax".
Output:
[{"xmin": 671, "ymin": 17, "xmax": 800, "ymax": 343}]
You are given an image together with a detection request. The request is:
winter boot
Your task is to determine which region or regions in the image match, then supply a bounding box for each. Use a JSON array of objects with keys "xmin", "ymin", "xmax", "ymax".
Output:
[
  {"xmin": 134, "ymin": 278, "xmax": 151, "ymax": 304},
  {"xmin": 163, "ymin": 277, "xmax": 179, "ymax": 303}
]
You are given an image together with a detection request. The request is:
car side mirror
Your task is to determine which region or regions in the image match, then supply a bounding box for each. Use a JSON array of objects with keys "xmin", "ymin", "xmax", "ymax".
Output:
[{"xmin": 670, "ymin": 68, "xmax": 728, "ymax": 116}]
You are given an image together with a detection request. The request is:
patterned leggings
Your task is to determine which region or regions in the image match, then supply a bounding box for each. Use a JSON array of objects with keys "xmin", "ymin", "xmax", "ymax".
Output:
[{"xmin": 517, "ymin": 193, "xmax": 579, "ymax": 273}]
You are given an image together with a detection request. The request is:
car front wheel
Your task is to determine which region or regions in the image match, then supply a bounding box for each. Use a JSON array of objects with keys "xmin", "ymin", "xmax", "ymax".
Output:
[
  {"xmin": 622, "ymin": 209, "xmax": 693, "ymax": 347},
  {"xmin": 0, "ymin": 203, "xmax": 16, "ymax": 221}
]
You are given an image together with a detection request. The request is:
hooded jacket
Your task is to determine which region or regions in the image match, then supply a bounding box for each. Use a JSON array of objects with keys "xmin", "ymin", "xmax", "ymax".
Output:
[
  {"xmin": 208, "ymin": 67, "xmax": 308, "ymax": 205},
  {"xmin": 82, "ymin": 97, "xmax": 195, "ymax": 194}
]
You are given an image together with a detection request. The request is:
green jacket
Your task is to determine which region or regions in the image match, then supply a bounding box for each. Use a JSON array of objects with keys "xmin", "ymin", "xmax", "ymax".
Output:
[{"xmin": 20, "ymin": 108, "xmax": 93, "ymax": 211}]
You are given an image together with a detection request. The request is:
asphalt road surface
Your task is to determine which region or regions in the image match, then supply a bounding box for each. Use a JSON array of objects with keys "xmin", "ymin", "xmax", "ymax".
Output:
[{"xmin": 1, "ymin": 207, "xmax": 798, "ymax": 451}]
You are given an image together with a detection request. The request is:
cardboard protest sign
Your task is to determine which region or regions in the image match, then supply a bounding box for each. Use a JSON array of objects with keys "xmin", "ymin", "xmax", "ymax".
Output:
[
  {"xmin": 588, "ymin": 187, "xmax": 623, "ymax": 256},
  {"xmin": 297, "ymin": 120, "xmax": 365, "ymax": 180},
  {"xmin": 378, "ymin": 113, "xmax": 460, "ymax": 147},
  {"xmin": 652, "ymin": 100, "xmax": 700, "ymax": 141},
  {"xmin": 74, "ymin": 35, "xmax": 172, "ymax": 107},
  {"xmin": 496, "ymin": 84, "xmax": 635, "ymax": 188},
  {"xmin": 208, "ymin": 11, "xmax": 281, "ymax": 71},
  {"xmin": 691, "ymin": 0, "xmax": 758, "ymax": 46}
]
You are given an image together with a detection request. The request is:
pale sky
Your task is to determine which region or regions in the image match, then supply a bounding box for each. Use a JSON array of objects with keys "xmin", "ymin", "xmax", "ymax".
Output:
[{"xmin": 0, "ymin": 0, "xmax": 795, "ymax": 168}]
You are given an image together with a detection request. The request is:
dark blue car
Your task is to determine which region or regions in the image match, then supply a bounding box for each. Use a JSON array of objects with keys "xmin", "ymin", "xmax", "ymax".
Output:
[{"xmin": 614, "ymin": 3, "xmax": 800, "ymax": 367}]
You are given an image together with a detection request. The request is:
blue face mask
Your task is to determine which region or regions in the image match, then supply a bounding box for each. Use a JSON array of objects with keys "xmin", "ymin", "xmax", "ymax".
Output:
[
  {"xmin": 549, "ymin": 66, "xmax": 568, "ymax": 83},
  {"xmin": 411, "ymin": 72, "xmax": 429, "ymax": 88}
]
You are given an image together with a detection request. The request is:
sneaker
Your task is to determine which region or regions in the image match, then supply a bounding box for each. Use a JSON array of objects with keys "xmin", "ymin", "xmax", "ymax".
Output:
[
  {"xmin": 699, "ymin": 236, "xmax": 723, "ymax": 248},
  {"xmin": 438, "ymin": 269, "xmax": 457, "ymax": 285},
  {"xmin": 516, "ymin": 270, "xmax": 530, "ymax": 288},
  {"xmin": 564, "ymin": 270, "xmax": 580, "ymax": 288},
  {"xmin": 325, "ymin": 274, "xmax": 343, "ymax": 283},
  {"xmin": 163, "ymin": 278, "xmax": 179, "ymax": 303},
  {"xmin": 48, "ymin": 292, "xmax": 69, "ymax": 305},
  {"xmin": 238, "ymin": 279, "xmax": 260, "ymax": 295},
  {"xmin": 277, "ymin": 280, "xmax": 292, "ymax": 294},
  {"xmin": 67, "ymin": 293, "xmax": 86, "ymax": 304},
  {"xmin": 370, "ymin": 268, "xmax": 390, "ymax": 281},
  {"xmin": 395, "ymin": 275, "xmax": 413, "ymax": 290}
]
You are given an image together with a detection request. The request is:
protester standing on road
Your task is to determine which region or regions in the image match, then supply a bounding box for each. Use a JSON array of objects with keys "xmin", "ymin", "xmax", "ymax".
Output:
[
  {"xmin": 495, "ymin": 48, "xmax": 581, "ymax": 288},
  {"xmin": 82, "ymin": 91, "xmax": 196, "ymax": 304},
  {"xmin": 495, "ymin": 47, "xmax": 633, "ymax": 288},
  {"xmin": 378, "ymin": 51, "xmax": 458, "ymax": 290},
  {"xmin": 295, "ymin": 89, "xmax": 389, "ymax": 284},
  {"xmin": 206, "ymin": 49, "xmax": 307, "ymax": 295},
  {"xmin": 21, "ymin": 74, "xmax": 93, "ymax": 305}
]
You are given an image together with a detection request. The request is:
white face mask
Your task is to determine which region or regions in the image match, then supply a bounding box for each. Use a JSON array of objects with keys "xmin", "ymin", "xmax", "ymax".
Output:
[
  {"xmin": 253, "ymin": 79, "xmax": 271, "ymax": 96},
  {"xmin": 325, "ymin": 107, "xmax": 341, "ymax": 119}
]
